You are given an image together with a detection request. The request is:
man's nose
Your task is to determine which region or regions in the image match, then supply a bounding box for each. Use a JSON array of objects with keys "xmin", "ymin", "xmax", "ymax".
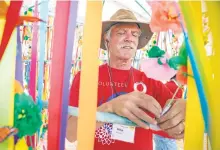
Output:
[{"xmin": 124, "ymin": 32, "xmax": 134, "ymax": 43}]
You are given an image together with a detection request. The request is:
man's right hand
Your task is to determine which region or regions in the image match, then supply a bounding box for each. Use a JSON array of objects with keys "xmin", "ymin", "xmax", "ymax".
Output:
[{"xmin": 98, "ymin": 91, "xmax": 162, "ymax": 129}]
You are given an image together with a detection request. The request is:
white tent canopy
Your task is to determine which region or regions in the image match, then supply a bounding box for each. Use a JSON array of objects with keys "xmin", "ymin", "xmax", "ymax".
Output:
[
  {"xmin": 21, "ymin": 0, "xmax": 211, "ymax": 56},
  {"xmin": 77, "ymin": 0, "xmax": 152, "ymax": 23}
]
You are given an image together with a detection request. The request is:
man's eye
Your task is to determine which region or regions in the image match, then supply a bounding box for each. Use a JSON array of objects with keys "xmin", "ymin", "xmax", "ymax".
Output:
[
  {"xmin": 117, "ymin": 32, "xmax": 125, "ymax": 35},
  {"xmin": 117, "ymin": 30, "xmax": 126, "ymax": 35},
  {"xmin": 132, "ymin": 31, "xmax": 141, "ymax": 37}
]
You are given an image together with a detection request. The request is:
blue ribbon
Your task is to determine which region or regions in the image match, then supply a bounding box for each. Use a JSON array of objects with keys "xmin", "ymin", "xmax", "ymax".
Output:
[{"xmin": 37, "ymin": 0, "xmax": 49, "ymax": 109}]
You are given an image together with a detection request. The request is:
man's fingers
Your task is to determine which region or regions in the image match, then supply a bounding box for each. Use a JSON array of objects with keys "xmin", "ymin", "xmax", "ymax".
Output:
[
  {"xmin": 158, "ymin": 111, "xmax": 183, "ymax": 130},
  {"xmin": 164, "ymin": 121, "xmax": 185, "ymax": 136},
  {"xmin": 123, "ymin": 108, "xmax": 149, "ymax": 129},
  {"xmin": 131, "ymin": 106, "xmax": 157, "ymax": 125},
  {"xmin": 137, "ymin": 95, "xmax": 162, "ymax": 118},
  {"xmin": 158, "ymin": 102, "xmax": 181, "ymax": 123},
  {"xmin": 143, "ymin": 94, "xmax": 162, "ymax": 113},
  {"xmin": 170, "ymin": 131, "xmax": 184, "ymax": 139}
]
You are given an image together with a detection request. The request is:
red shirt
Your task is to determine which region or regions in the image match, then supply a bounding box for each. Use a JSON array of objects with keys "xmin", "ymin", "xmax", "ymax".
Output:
[
  {"xmin": 165, "ymin": 80, "xmax": 183, "ymax": 98},
  {"xmin": 69, "ymin": 64, "xmax": 175, "ymax": 150}
]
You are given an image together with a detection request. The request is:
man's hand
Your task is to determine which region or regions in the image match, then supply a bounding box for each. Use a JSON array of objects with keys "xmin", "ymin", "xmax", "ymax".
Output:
[
  {"xmin": 98, "ymin": 91, "xmax": 162, "ymax": 129},
  {"xmin": 158, "ymin": 99, "xmax": 186, "ymax": 139}
]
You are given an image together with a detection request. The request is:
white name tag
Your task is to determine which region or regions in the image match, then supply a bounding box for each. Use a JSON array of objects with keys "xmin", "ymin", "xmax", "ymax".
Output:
[{"xmin": 111, "ymin": 124, "xmax": 135, "ymax": 143}]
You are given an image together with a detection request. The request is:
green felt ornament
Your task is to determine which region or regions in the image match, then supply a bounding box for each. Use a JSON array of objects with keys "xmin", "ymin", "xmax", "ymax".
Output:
[
  {"xmin": 28, "ymin": 8, "xmax": 33, "ymax": 12},
  {"xmin": 14, "ymin": 93, "xmax": 42, "ymax": 138},
  {"xmin": 147, "ymin": 46, "xmax": 165, "ymax": 58},
  {"xmin": 146, "ymin": 43, "xmax": 188, "ymax": 71},
  {"xmin": 24, "ymin": 36, "xmax": 29, "ymax": 41},
  {"xmin": 157, "ymin": 58, "xmax": 163, "ymax": 65}
]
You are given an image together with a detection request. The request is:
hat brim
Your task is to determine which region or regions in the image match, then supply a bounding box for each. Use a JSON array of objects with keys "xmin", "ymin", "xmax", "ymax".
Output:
[{"xmin": 100, "ymin": 20, "xmax": 153, "ymax": 50}]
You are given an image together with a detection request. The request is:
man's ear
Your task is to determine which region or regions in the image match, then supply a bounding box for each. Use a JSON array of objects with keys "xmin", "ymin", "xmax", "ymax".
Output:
[
  {"xmin": 104, "ymin": 34, "xmax": 110, "ymax": 50},
  {"xmin": 104, "ymin": 34, "xmax": 109, "ymax": 43}
]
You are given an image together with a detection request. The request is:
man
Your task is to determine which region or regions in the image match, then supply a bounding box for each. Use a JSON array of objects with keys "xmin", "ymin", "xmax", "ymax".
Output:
[{"xmin": 67, "ymin": 9, "xmax": 186, "ymax": 150}]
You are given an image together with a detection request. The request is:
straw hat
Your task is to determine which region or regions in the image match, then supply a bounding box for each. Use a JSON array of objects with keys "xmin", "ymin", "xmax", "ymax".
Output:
[{"xmin": 100, "ymin": 9, "xmax": 153, "ymax": 50}]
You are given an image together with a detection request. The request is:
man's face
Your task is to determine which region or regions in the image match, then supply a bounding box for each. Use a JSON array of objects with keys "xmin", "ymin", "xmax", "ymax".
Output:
[{"xmin": 107, "ymin": 23, "xmax": 141, "ymax": 60}]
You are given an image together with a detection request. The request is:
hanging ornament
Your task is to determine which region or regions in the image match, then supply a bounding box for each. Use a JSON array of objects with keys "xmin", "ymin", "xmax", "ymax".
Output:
[
  {"xmin": 24, "ymin": 35, "xmax": 29, "ymax": 41},
  {"xmin": 14, "ymin": 93, "xmax": 42, "ymax": 138},
  {"xmin": 148, "ymin": 1, "xmax": 186, "ymax": 33}
]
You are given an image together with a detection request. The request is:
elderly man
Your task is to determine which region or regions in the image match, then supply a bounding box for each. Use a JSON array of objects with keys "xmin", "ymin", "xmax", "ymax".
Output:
[{"xmin": 66, "ymin": 9, "xmax": 186, "ymax": 150}]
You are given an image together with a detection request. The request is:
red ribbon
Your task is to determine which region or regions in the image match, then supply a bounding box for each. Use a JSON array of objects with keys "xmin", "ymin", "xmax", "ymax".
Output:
[{"xmin": 0, "ymin": 1, "xmax": 23, "ymax": 61}]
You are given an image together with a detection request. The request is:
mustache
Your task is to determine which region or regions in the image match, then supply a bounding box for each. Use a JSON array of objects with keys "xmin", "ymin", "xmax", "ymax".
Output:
[{"xmin": 120, "ymin": 44, "xmax": 135, "ymax": 49}]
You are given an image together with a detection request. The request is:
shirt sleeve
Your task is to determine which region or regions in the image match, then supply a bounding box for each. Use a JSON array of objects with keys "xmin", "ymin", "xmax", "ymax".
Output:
[{"xmin": 69, "ymin": 72, "xmax": 81, "ymax": 107}]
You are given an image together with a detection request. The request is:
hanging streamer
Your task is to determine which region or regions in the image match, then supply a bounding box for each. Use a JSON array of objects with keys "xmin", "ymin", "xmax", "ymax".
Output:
[
  {"xmin": 77, "ymin": 1, "xmax": 102, "ymax": 150},
  {"xmin": 179, "ymin": 1, "xmax": 211, "ymax": 133},
  {"xmin": 0, "ymin": 30, "xmax": 17, "ymax": 150},
  {"xmin": 15, "ymin": 138, "xmax": 28, "ymax": 150},
  {"xmin": 205, "ymin": 2, "xmax": 220, "ymax": 149},
  {"xmin": 37, "ymin": 0, "xmax": 49, "ymax": 110},
  {"xmin": 184, "ymin": 60, "xmax": 205, "ymax": 150},
  {"xmin": 29, "ymin": 0, "xmax": 39, "ymax": 100},
  {"xmin": 0, "ymin": 1, "xmax": 22, "ymax": 149},
  {"xmin": 29, "ymin": 0, "xmax": 49, "ymax": 148},
  {"xmin": 0, "ymin": 1, "xmax": 22, "ymax": 61},
  {"xmin": 15, "ymin": 27, "xmax": 23, "ymax": 84},
  {"xmin": 42, "ymin": 64, "xmax": 48, "ymax": 101},
  {"xmin": 47, "ymin": 1, "xmax": 72, "ymax": 150},
  {"xmin": 28, "ymin": 2, "xmax": 39, "ymax": 147},
  {"xmin": 59, "ymin": 1, "xmax": 78, "ymax": 150},
  {"xmin": 178, "ymin": 1, "xmax": 219, "ymax": 149}
]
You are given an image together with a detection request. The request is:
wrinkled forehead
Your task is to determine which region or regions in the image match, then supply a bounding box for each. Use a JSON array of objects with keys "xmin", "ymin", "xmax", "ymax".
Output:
[{"xmin": 111, "ymin": 22, "xmax": 140, "ymax": 32}]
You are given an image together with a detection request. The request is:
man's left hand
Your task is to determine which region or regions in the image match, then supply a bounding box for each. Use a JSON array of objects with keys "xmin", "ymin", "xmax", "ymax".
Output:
[{"xmin": 157, "ymin": 99, "xmax": 186, "ymax": 139}]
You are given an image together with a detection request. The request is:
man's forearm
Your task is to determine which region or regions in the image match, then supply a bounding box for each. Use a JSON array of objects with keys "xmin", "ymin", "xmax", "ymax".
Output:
[
  {"xmin": 66, "ymin": 116, "xmax": 104, "ymax": 142},
  {"xmin": 66, "ymin": 102, "xmax": 114, "ymax": 142}
]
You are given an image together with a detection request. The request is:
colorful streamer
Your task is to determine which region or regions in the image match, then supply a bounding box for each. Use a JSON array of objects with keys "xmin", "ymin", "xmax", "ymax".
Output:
[
  {"xmin": 205, "ymin": 2, "xmax": 220, "ymax": 149},
  {"xmin": 15, "ymin": 27, "xmax": 23, "ymax": 84},
  {"xmin": 0, "ymin": 2, "xmax": 22, "ymax": 149},
  {"xmin": 68, "ymin": 106, "xmax": 159, "ymax": 129},
  {"xmin": 47, "ymin": 1, "xmax": 72, "ymax": 150},
  {"xmin": 28, "ymin": 1, "xmax": 39, "ymax": 147},
  {"xmin": 179, "ymin": 1, "xmax": 211, "ymax": 133},
  {"xmin": 32, "ymin": 0, "xmax": 48, "ymax": 148},
  {"xmin": 77, "ymin": 1, "xmax": 102, "ymax": 150},
  {"xmin": 179, "ymin": 1, "xmax": 220, "ymax": 149},
  {"xmin": 184, "ymin": 60, "xmax": 205, "ymax": 150},
  {"xmin": 29, "ymin": 1, "xmax": 39, "ymax": 101},
  {"xmin": 15, "ymin": 138, "xmax": 28, "ymax": 150},
  {"xmin": 0, "ymin": 29, "xmax": 17, "ymax": 150},
  {"xmin": 59, "ymin": 1, "xmax": 78, "ymax": 150},
  {"xmin": 37, "ymin": 0, "xmax": 49, "ymax": 109},
  {"xmin": 0, "ymin": 1, "xmax": 22, "ymax": 61}
]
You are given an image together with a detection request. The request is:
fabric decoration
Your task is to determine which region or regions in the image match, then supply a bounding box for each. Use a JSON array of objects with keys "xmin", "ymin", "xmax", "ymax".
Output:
[
  {"xmin": 14, "ymin": 93, "xmax": 42, "ymax": 138},
  {"xmin": 148, "ymin": 1, "xmax": 185, "ymax": 33},
  {"xmin": 141, "ymin": 46, "xmax": 177, "ymax": 81}
]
